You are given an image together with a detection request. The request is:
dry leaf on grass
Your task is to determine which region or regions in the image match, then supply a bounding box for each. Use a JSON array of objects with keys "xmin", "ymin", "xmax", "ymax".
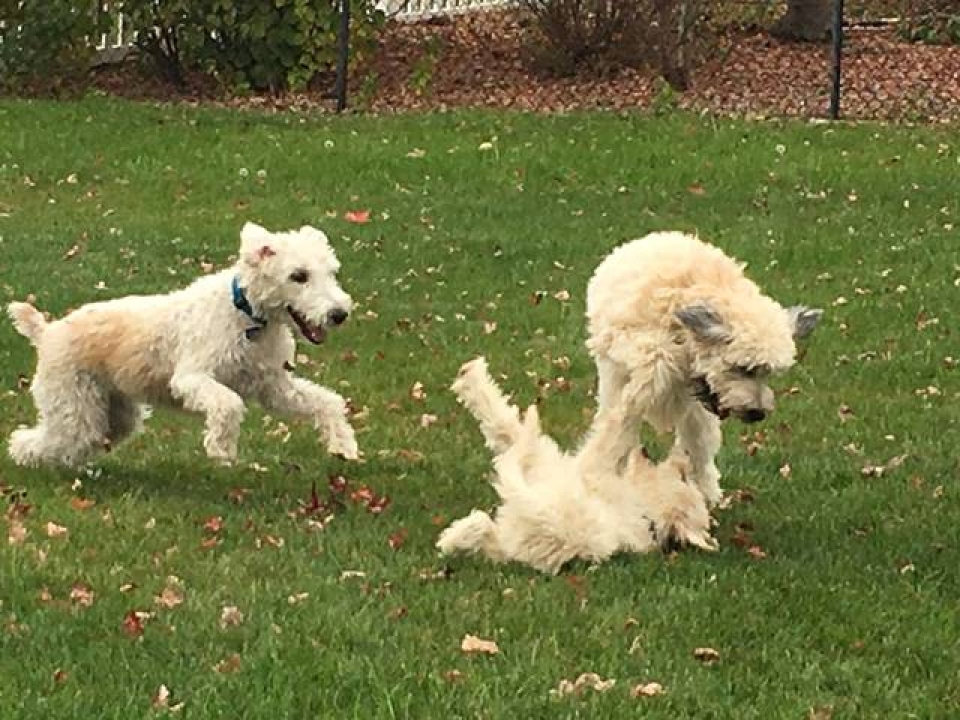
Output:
[
  {"xmin": 460, "ymin": 634, "xmax": 499, "ymax": 655},
  {"xmin": 152, "ymin": 684, "xmax": 184, "ymax": 712},
  {"xmin": 69, "ymin": 583, "xmax": 95, "ymax": 607},
  {"xmin": 630, "ymin": 681, "xmax": 665, "ymax": 698},
  {"xmin": 344, "ymin": 209, "xmax": 371, "ymax": 224},
  {"xmin": 409, "ymin": 381, "xmax": 426, "ymax": 402},
  {"xmin": 70, "ymin": 497, "xmax": 96, "ymax": 511},
  {"xmin": 7, "ymin": 519, "xmax": 27, "ymax": 545},
  {"xmin": 122, "ymin": 610, "xmax": 152, "ymax": 638},
  {"xmin": 693, "ymin": 647, "xmax": 721, "ymax": 665},
  {"xmin": 219, "ymin": 605, "xmax": 244, "ymax": 629},
  {"xmin": 155, "ymin": 584, "xmax": 184, "ymax": 610},
  {"xmin": 213, "ymin": 654, "xmax": 242, "ymax": 674},
  {"xmin": 45, "ymin": 522, "xmax": 68, "ymax": 538},
  {"xmin": 550, "ymin": 672, "xmax": 616, "ymax": 697}
]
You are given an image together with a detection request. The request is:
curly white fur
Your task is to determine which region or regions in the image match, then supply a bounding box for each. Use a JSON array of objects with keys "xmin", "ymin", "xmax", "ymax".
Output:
[
  {"xmin": 8, "ymin": 222, "xmax": 359, "ymax": 468},
  {"xmin": 436, "ymin": 357, "xmax": 716, "ymax": 575},
  {"xmin": 586, "ymin": 231, "xmax": 822, "ymax": 506}
]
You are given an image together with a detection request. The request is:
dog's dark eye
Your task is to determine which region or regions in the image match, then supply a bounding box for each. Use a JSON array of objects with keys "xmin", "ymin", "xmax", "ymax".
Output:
[
  {"xmin": 289, "ymin": 269, "xmax": 309, "ymax": 284},
  {"xmin": 734, "ymin": 365, "xmax": 757, "ymax": 378}
]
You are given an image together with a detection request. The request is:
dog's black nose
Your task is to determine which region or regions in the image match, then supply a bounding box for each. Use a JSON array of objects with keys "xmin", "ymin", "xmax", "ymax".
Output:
[
  {"xmin": 328, "ymin": 308, "xmax": 349, "ymax": 326},
  {"xmin": 741, "ymin": 408, "xmax": 766, "ymax": 424}
]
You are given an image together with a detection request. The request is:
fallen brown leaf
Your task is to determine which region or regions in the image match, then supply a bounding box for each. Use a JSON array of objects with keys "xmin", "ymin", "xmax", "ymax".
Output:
[
  {"xmin": 45, "ymin": 522, "xmax": 68, "ymax": 538},
  {"xmin": 219, "ymin": 605, "xmax": 244, "ymax": 629},
  {"xmin": 70, "ymin": 583, "xmax": 95, "ymax": 607},
  {"xmin": 631, "ymin": 681, "xmax": 665, "ymax": 698},
  {"xmin": 214, "ymin": 654, "xmax": 242, "ymax": 674},
  {"xmin": 460, "ymin": 634, "xmax": 499, "ymax": 655},
  {"xmin": 70, "ymin": 497, "xmax": 96, "ymax": 511},
  {"xmin": 344, "ymin": 209, "xmax": 371, "ymax": 224},
  {"xmin": 551, "ymin": 672, "xmax": 616, "ymax": 697},
  {"xmin": 693, "ymin": 647, "xmax": 721, "ymax": 665}
]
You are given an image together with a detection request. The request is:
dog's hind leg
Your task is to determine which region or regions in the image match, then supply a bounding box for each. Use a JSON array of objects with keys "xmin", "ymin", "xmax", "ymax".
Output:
[
  {"xmin": 451, "ymin": 357, "xmax": 523, "ymax": 456},
  {"xmin": 258, "ymin": 373, "xmax": 358, "ymax": 460},
  {"xmin": 106, "ymin": 394, "xmax": 149, "ymax": 446},
  {"xmin": 9, "ymin": 369, "xmax": 111, "ymax": 467},
  {"xmin": 170, "ymin": 372, "xmax": 246, "ymax": 462},
  {"xmin": 673, "ymin": 402, "xmax": 723, "ymax": 507},
  {"xmin": 436, "ymin": 510, "xmax": 507, "ymax": 563}
]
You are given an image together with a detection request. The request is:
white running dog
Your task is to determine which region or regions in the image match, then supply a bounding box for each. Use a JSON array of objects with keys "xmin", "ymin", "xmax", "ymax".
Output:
[
  {"xmin": 8, "ymin": 222, "xmax": 359, "ymax": 468},
  {"xmin": 436, "ymin": 357, "xmax": 716, "ymax": 575},
  {"xmin": 586, "ymin": 232, "xmax": 822, "ymax": 506}
]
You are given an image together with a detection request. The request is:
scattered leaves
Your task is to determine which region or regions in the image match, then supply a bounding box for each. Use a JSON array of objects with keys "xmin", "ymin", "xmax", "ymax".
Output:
[
  {"xmin": 69, "ymin": 583, "xmax": 95, "ymax": 607},
  {"xmin": 409, "ymin": 381, "xmax": 426, "ymax": 402},
  {"xmin": 70, "ymin": 497, "xmax": 96, "ymax": 511},
  {"xmin": 551, "ymin": 672, "xmax": 616, "ymax": 697},
  {"xmin": 45, "ymin": 522, "xmax": 68, "ymax": 538},
  {"xmin": 344, "ymin": 209, "xmax": 371, "ymax": 224},
  {"xmin": 630, "ymin": 681, "xmax": 665, "ymax": 698},
  {"xmin": 388, "ymin": 527, "xmax": 408, "ymax": 550},
  {"xmin": 214, "ymin": 653, "xmax": 242, "ymax": 674},
  {"xmin": 460, "ymin": 634, "xmax": 499, "ymax": 655},
  {"xmin": 219, "ymin": 605, "xmax": 244, "ymax": 629},
  {"xmin": 693, "ymin": 647, "xmax": 721, "ymax": 665}
]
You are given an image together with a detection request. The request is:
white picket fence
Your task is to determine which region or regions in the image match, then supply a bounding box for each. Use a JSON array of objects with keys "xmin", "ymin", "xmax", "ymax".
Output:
[
  {"xmin": 379, "ymin": 0, "xmax": 515, "ymax": 19},
  {"xmin": 97, "ymin": 0, "xmax": 515, "ymax": 50}
]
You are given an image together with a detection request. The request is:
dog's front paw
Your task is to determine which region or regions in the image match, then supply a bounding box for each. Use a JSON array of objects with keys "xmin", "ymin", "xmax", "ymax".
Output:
[{"xmin": 691, "ymin": 465, "xmax": 723, "ymax": 509}]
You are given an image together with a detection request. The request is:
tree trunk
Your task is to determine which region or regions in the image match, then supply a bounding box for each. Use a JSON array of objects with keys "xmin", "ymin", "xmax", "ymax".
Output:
[{"xmin": 771, "ymin": 0, "xmax": 833, "ymax": 42}]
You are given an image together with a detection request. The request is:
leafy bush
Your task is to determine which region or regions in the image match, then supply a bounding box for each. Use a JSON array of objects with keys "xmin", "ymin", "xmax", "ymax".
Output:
[
  {"xmin": 121, "ymin": 0, "xmax": 385, "ymax": 92},
  {"xmin": 0, "ymin": 0, "xmax": 110, "ymax": 94},
  {"xmin": 899, "ymin": 1, "xmax": 960, "ymax": 45},
  {"xmin": 520, "ymin": 0, "xmax": 706, "ymax": 89}
]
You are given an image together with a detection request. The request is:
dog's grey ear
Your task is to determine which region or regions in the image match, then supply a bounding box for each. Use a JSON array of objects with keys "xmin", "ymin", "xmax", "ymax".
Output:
[
  {"xmin": 787, "ymin": 305, "xmax": 823, "ymax": 340},
  {"xmin": 240, "ymin": 222, "xmax": 275, "ymax": 264},
  {"xmin": 675, "ymin": 304, "xmax": 731, "ymax": 344}
]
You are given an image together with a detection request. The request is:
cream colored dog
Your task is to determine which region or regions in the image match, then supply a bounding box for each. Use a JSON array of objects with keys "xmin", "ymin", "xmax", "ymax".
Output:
[
  {"xmin": 436, "ymin": 357, "xmax": 716, "ymax": 575},
  {"xmin": 8, "ymin": 222, "xmax": 359, "ymax": 468},
  {"xmin": 586, "ymin": 231, "xmax": 822, "ymax": 506}
]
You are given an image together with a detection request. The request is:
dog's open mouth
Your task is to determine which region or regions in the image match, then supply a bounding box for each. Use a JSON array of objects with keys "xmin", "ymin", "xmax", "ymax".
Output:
[
  {"xmin": 287, "ymin": 306, "xmax": 326, "ymax": 345},
  {"xmin": 691, "ymin": 376, "xmax": 729, "ymax": 420}
]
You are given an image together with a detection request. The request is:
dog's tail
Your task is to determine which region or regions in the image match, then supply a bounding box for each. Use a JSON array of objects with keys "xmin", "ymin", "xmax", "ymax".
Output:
[
  {"xmin": 451, "ymin": 356, "xmax": 524, "ymax": 456},
  {"xmin": 8, "ymin": 302, "xmax": 47, "ymax": 346}
]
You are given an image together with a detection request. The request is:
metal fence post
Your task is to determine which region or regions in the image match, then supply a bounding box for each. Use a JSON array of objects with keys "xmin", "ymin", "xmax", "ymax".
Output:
[
  {"xmin": 335, "ymin": 0, "xmax": 351, "ymax": 112},
  {"xmin": 829, "ymin": 0, "xmax": 845, "ymax": 120}
]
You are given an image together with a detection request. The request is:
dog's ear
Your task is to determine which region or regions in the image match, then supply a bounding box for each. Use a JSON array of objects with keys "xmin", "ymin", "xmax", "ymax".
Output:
[
  {"xmin": 240, "ymin": 222, "xmax": 276, "ymax": 265},
  {"xmin": 675, "ymin": 304, "xmax": 731, "ymax": 344},
  {"xmin": 787, "ymin": 305, "xmax": 823, "ymax": 340}
]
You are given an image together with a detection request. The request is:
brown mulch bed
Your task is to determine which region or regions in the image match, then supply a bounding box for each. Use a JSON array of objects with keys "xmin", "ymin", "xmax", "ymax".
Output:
[{"xmin": 86, "ymin": 10, "xmax": 960, "ymax": 121}]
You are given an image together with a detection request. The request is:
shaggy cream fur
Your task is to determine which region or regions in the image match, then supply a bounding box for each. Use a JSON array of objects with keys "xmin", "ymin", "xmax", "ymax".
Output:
[
  {"xmin": 436, "ymin": 357, "xmax": 716, "ymax": 575},
  {"xmin": 586, "ymin": 231, "xmax": 822, "ymax": 506},
  {"xmin": 8, "ymin": 222, "xmax": 359, "ymax": 468}
]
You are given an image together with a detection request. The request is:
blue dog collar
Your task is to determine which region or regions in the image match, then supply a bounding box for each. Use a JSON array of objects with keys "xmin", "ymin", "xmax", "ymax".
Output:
[{"xmin": 231, "ymin": 275, "xmax": 267, "ymax": 340}]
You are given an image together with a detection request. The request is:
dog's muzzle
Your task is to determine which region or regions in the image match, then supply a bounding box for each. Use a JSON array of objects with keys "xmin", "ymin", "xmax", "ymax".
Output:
[{"xmin": 738, "ymin": 408, "xmax": 767, "ymax": 424}]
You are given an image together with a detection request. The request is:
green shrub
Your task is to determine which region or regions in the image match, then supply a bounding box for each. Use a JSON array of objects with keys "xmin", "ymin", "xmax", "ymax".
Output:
[
  {"xmin": 121, "ymin": 0, "xmax": 385, "ymax": 92},
  {"xmin": 520, "ymin": 0, "xmax": 706, "ymax": 89},
  {"xmin": 0, "ymin": 0, "xmax": 110, "ymax": 94}
]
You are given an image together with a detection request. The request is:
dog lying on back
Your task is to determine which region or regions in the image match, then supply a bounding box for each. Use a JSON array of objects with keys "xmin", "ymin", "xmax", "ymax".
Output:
[
  {"xmin": 8, "ymin": 222, "xmax": 359, "ymax": 468},
  {"xmin": 436, "ymin": 357, "xmax": 716, "ymax": 575},
  {"xmin": 586, "ymin": 232, "xmax": 822, "ymax": 506}
]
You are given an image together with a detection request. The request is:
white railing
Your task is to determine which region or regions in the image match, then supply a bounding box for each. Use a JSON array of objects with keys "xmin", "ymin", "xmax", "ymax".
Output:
[
  {"xmin": 380, "ymin": 0, "xmax": 516, "ymax": 20},
  {"xmin": 92, "ymin": 0, "xmax": 516, "ymax": 51}
]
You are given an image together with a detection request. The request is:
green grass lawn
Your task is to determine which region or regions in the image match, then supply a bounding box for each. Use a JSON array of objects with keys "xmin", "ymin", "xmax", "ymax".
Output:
[{"xmin": 0, "ymin": 98, "xmax": 958, "ymax": 718}]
